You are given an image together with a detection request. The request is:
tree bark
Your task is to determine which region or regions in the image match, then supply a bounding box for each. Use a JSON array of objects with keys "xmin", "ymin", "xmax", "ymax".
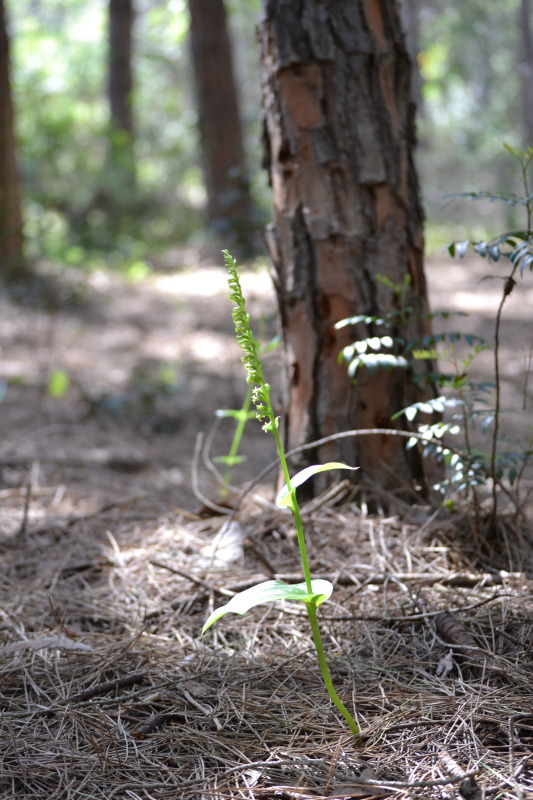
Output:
[
  {"xmin": 519, "ymin": 0, "xmax": 533, "ymax": 148},
  {"xmin": 0, "ymin": 0, "xmax": 26, "ymax": 282},
  {"xmin": 187, "ymin": 0, "xmax": 254, "ymax": 252},
  {"xmin": 107, "ymin": 0, "xmax": 135, "ymax": 191},
  {"xmin": 259, "ymin": 0, "xmax": 437, "ymax": 500}
]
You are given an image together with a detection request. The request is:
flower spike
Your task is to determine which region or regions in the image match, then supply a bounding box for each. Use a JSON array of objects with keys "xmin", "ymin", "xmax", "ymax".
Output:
[{"xmin": 223, "ymin": 250, "xmax": 275, "ymax": 429}]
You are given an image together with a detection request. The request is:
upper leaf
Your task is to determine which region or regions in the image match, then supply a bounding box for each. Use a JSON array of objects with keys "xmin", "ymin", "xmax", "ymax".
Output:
[{"xmin": 276, "ymin": 463, "xmax": 358, "ymax": 508}]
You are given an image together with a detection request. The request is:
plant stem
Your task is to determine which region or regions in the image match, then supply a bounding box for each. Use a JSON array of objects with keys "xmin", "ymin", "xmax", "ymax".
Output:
[
  {"xmin": 306, "ymin": 602, "xmax": 360, "ymax": 738},
  {"xmin": 452, "ymin": 352, "xmax": 481, "ymax": 526},
  {"xmin": 269, "ymin": 419, "xmax": 313, "ymax": 593},
  {"xmin": 488, "ymin": 149, "xmax": 532, "ymax": 532},
  {"xmin": 268, "ymin": 407, "xmax": 359, "ymax": 735},
  {"xmin": 488, "ymin": 266, "xmax": 518, "ymax": 533}
]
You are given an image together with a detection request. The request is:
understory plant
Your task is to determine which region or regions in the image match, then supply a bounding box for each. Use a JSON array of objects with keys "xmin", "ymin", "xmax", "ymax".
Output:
[
  {"xmin": 445, "ymin": 143, "xmax": 533, "ymax": 528},
  {"xmin": 202, "ymin": 251, "xmax": 360, "ymax": 738},
  {"xmin": 336, "ymin": 144, "xmax": 533, "ymax": 527},
  {"xmin": 335, "ymin": 281, "xmax": 490, "ymax": 501},
  {"xmin": 213, "ymin": 384, "xmax": 256, "ymax": 496}
]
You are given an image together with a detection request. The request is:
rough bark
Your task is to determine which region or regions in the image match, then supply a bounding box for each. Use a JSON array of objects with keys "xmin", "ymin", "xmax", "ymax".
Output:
[
  {"xmin": 0, "ymin": 0, "xmax": 26, "ymax": 282},
  {"xmin": 519, "ymin": 0, "xmax": 533, "ymax": 148},
  {"xmin": 107, "ymin": 0, "xmax": 135, "ymax": 190},
  {"xmin": 187, "ymin": 0, "xmax": 254, "ymax": 252},
  {"xmin": 259, "ymin": 0, "xmax": 437, "ymax": 499}
]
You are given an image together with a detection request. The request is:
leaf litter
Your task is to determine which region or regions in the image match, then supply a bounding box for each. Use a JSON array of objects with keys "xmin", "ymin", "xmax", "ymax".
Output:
[
  {"xmin": 0, "ymin": 260, "xmax": 532, "ymax": 798},
  {"xmin": 1, "ymin": 488, "xmax": 532, "ymax": 799}
]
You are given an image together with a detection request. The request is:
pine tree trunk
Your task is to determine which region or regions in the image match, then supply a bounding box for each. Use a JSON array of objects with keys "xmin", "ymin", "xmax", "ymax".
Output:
[
  {"xmin": 259, "ymin": 0, "xmax": 437, "ymax": 500},
  {"xmin": 187, "ymin": 0, "xmax": 254, "ymax": 253},
  {"xmin": 107, "ymin": 0, "xmax": 135, "ymax": 192},
  {"xmin": 0, "ymin": 0, "xmax": 26, "ymax": 282}
]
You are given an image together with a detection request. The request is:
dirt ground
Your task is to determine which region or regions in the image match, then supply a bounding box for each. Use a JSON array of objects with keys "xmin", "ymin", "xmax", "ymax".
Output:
[
  {"xmin": 2, "ymin": 252, "xmax": 531, "ymax": 516},
  {"xmin": 0, "ymin": 252, "xmax": 532, "ymax": 799},
  {"xmin": 0, "ymin": 259, "xmax": 281, "ymax": 522}
]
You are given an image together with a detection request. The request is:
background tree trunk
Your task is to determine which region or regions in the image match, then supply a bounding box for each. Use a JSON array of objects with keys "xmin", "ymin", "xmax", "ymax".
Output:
[
  {"xmin": 187, "ymin": 0, "xmax": 255, "ymax": 253},
  {"xmin": 259, "ymin": 0, "xmax": 437, "ymax": 500},
  {"xmin": 0, "ymin": 0, "xmax": 26, "ymax": 282},
  {"xmin": 107, "ymin": 0, "xmax": 135, "ymax": 192},
  {"xmin": 397, "ymin": 0, "xmax": 424, "ymax": 115},
  {"xmin": 519, "ymin": 0, "xmax": 533, "ymax": 148}
]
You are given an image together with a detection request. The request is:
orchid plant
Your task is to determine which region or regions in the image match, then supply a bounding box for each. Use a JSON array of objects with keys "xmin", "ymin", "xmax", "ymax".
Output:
[{"xmin": 202, "ymin": 251, "xmax": 360, "ymax": 738}]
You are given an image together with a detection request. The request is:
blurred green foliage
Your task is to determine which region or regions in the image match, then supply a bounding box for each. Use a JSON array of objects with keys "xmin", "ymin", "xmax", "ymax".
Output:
[
  {"xmin": 5, "ymin": 0, "xmax": 530, "ymax": 265},
  {"xmin": 8, "ymin": 0, "xmax": 267, "ymax": 268},
  {"xmin": 417, "ymin": 0, "xmax": 529, "ymax": 250}
]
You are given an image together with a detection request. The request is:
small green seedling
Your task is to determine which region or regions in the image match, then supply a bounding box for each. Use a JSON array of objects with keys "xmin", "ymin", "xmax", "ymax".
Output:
[
  {"xmin": 214, "ymin": 385, "xmax": 256, "ymax": 493},
  {"xmin": 214, "ymin": 324, "xmax": 279, "ymax": 496},
  {"xmin": 202, "ymin": 251, "xmax": 360, "ymax": 739}
]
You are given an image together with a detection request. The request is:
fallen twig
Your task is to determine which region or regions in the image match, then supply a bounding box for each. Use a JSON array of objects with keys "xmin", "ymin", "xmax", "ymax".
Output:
[{"xmin": 65, "ymin": 671, "xmax": 146, "ymax": 703}]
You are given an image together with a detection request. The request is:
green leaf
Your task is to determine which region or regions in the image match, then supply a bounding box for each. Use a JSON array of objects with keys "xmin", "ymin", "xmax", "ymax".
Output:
[
  {"xmin": 276, "ymin": 463, "xmax": 358, "ymax": 508},
  {"xmin": 213, "ymin": 455, "xmax": 247, "ymax": 466},
  {"xmin": 335, "ymin": 314, "xmax": 372, "ymax": 329},
  {"xmin": 126, "ymin": 261, "xmax": 151, "ymax": 282},
  {"xmin": 412, "ymin": 347, "xmax": 438, "ymax": 360},
  {"xmin": 259, "ymin": 334, "xmax": 281, "ymax": 355},
  {"xmin": 201, "ymin": 578, "xmax": 333, "ymax": 634},
  {"xmin": 347, "ymin": 353, "xmax": 409, "ymax": 376},
  {"xmin": 391, "ymin": 395, "xmax": 448, "ymax": 422},
  {"xmin": 215, "ymin": 409, "xmax": 256, "ymax": 421},
  {"xmin": 47, "ymin": 369, "xmax": 70, "ymax": 399},
  {"xmin": 455, "ymin": 240, "xmax": 469, "ymax": 258}
]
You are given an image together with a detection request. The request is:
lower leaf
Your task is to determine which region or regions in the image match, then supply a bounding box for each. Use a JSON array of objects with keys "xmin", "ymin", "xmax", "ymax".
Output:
[{"xmin": 202, "ymin": 578, "xmax": 333, "ymax": 634}]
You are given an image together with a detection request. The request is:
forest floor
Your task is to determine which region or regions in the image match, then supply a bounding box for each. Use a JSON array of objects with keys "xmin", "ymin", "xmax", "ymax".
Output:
[{"xmin": 0, "ymin": 252, "xmax": 533, "ymax": 799}]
